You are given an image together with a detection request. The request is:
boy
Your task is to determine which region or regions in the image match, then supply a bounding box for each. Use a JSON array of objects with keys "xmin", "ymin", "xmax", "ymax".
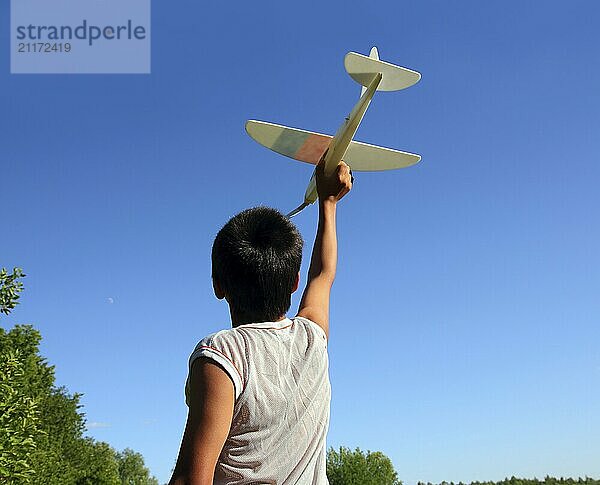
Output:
[{"xmin": 169, "ymin": 158, "xmax": 353, "ymax": 485}]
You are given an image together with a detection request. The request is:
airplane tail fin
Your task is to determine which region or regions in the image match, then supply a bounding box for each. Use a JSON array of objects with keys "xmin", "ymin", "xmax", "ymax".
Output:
[
  {"xmin": 346, "ymin": 47, "xmax": 421, "ymax": 92},
  {"xmin": 360, "ymin": 47, "xmax": 380, "ymax": 97}
]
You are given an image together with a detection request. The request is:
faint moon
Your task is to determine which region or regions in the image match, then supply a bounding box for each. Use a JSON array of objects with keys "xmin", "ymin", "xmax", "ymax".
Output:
[{"xmin": 107, "ymin": 298, "xmax": 114, "ymax": 304}]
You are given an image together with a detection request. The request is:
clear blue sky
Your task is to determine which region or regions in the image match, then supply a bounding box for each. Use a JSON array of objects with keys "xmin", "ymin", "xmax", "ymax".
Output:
[{"xmin": 2, "ymin": 1, "xmax": 600, "ymax": 483}]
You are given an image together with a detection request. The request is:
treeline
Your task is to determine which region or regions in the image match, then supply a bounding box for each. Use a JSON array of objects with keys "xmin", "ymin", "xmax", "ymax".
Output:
[
  {"xmin": 326, "ymin": 447, "xmax": 599, "ymax": 485},
  {"xmin": 418, "ymin": 477, "xmax": 600, "ymax": 485},
  {"xmin": 0, "ymin": 323, "xmax": 158, "ymax": 484}
]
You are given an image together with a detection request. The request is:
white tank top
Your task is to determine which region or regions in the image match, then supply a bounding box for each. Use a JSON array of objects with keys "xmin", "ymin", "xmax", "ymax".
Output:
[{"xmin": 186, "ymin": 316, "xmax": 331, "ymax": 484}]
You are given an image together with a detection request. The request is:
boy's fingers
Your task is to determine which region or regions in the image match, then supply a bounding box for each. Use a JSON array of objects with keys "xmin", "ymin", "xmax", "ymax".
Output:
[
  {"xmin": 315, "ymin": 158, "xmax": 352, "ymax": 200},
  {"xmin": 337, "ymin": 162, "xmax": 350, "ymax": 179},
  {"xmin": 337, "ymin": 184, "xmax": 350, "ymax": 200},
  {"xmin": 338, "ymin": 164, "xmax": 352, "ymax": 185},
  {"xmin": 337, "ymin": 170, "xmax": 352, "ymax": 197}
]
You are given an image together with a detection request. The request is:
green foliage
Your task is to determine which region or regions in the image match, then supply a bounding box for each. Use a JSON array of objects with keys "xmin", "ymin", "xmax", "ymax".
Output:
[
  {"xmin": 29, "ymin": 387, "xmax": 90, "ymax": 485},
  {"xmin": 0, "ymin": 324, "xmax": 158, "ymax": 485},
  {"xmin": 75, "ymin": 439, "xmax": 120, "ymax": 485},
  {"xmin": 418, "ymin": 478, "xmax": 600, "ymax": 485},
  {"xmin": 0, "ymin": 349, "xmax": 41, "ymax": 482},
  {"xmin": 0, "ymin": 268, "xmax": 26, "ymax": 316},
  {"xmin": 116, "ymin": 448, "xmax": 159, "ymax": 485},
  {"xmin": 327, "ymin": 446, "xmax": 401, "ymax": 485}
]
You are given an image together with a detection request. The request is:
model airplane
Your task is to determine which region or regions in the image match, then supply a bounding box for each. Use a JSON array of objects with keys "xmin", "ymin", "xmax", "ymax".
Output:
[{"xmin": 246, "ymin": 47, "xmax": 421, "ymax": 217}]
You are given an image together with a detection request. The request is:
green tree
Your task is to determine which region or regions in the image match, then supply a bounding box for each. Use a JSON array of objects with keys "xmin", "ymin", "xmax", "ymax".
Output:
[
  {"xmin": 0, "ymin": 324, "xmax": 86, "ymax": 484},
  {"xmin": 116, "ymin": 448, "xmax": 159, "ymax": 485},
  {"xmin": 1, "ymin": 270, "xmax": 158, "ymax": 484},
  {"xmin": 0, "ymin": 324, "xmax": 158, "ymax": 484},
  {"xmin": 327, "ymin": 446, "xmax": 401, "ymax": 485},
  {"xmin": 75, "ymin": 439, "xmax": 120, "ymax": 485},
  {"xmin": 0, "ymin": 349, "xmax": 41, "ymax": 482},
  {"xmin": 0, "ymin": 267, "xmax": 25, "ymax": 316}
]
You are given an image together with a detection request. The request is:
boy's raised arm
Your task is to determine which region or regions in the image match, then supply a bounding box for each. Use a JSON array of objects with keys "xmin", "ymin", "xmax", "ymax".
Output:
[{"xmin": 296, "ymin": 159, "xmax": 352, "ymax": 339}]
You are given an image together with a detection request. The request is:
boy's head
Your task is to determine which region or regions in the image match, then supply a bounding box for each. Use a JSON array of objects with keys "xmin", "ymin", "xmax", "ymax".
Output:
[{"xmin": 212, "ymin": 206, "xmax": 303, "ymax": 325}]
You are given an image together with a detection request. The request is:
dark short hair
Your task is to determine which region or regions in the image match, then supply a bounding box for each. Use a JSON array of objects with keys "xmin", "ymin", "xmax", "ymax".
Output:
[{"xmin": 212, "ymin": 206, "xmax": 303, "ymax": 324}]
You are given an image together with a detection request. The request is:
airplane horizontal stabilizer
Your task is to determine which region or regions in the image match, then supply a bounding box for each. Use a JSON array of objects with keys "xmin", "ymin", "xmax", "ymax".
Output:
[{"xmin": 345, "ymin": 52, "xmax": 421, "ymax": 92}]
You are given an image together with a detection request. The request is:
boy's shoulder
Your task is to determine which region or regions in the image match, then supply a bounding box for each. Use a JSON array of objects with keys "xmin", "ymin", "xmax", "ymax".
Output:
[
  {"xmin": 186, "ymin": 327, "xmax": 248, "ymax": 403},
  {"xmin": 191, "ymin": 327, "xmax": 246, "ymax": 365}
]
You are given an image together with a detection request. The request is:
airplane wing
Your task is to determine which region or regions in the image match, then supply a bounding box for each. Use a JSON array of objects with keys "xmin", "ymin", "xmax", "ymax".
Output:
[
  {"xmin": 246, "ymin": 120, "xmax": 421, "ymax": 171},
  {"xmin": 344, "ymin": 139, "xmax": 421, "ymax": 171},
  {"xmin": 246, "ymin": 120, "xmax": 331, "ymax": 167}
]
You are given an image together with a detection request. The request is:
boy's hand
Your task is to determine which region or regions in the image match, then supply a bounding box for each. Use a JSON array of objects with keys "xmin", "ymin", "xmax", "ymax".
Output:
[{"xmin": 315, "ymin": 155, "xmax": 353, "ymax": 202}]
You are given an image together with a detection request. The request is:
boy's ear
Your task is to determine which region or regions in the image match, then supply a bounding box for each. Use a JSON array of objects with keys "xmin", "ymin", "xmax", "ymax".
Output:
[
  {"xmin": 292, "ymin": 272, "xmax": 300, "ymax": 293},
  {"xmin": 213, "ymin": 277, "xmax": 225, "ymax": 300}
]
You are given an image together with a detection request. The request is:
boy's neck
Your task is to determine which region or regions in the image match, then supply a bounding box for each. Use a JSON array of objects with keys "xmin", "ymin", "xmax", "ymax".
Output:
[{"xmin": 230, "ymin": 309, "xmax": 287, "ymax": 327}]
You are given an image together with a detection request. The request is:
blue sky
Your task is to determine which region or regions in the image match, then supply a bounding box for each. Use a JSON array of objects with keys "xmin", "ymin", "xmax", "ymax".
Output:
[{"xmin": 2, "ymin": 1, "xmax": 600, "ymax": 483}]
